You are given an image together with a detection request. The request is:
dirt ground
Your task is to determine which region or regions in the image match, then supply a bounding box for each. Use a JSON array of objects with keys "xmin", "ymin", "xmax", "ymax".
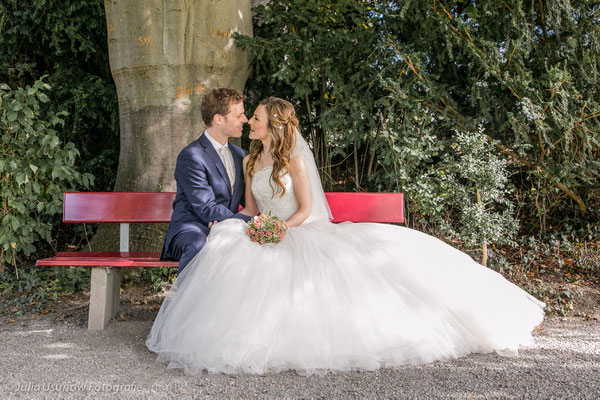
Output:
[{"xmin": 0, "ymin": 283, "xmax": 599, "ymax": 399}]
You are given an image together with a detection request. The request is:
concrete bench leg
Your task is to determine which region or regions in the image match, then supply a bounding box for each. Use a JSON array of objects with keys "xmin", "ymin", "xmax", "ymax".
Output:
[{"xmin": 88, "ymin": 267, "xmax": 121, "ymax": 330}]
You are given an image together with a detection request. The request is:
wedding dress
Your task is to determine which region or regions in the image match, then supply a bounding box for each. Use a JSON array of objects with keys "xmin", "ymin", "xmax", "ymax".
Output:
[{"xmin": 146, "ymin": 135, "xmax": 545, "ymax": 376}]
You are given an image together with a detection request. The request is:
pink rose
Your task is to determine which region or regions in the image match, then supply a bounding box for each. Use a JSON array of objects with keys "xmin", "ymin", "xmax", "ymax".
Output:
[
  {"xmin": 246, "ymin": 228, "xmax": 253, "ymax": 236},
  {"xmin": 266, "ymin": 230, "xmax": 274, "ymax": 237},
  {"xmin": 254, "ymin": 219, "xmax": 262, "ymax": 227},
  {"xmin": 257, "ymin": 230, "xmax": 265, "ymax": 237},
  {"xmin": 251, "ymin": 238, "xmax": 258, "ymax": 242},
  {"xmin": 274, "ymin": 221, "xmax": 281, "ymax": 230}
]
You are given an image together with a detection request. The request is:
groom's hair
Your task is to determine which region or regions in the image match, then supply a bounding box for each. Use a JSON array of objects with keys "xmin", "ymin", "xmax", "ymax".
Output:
[{"xmin": 201, "ymin": 88, "xmax": 245, "ymax": 127}]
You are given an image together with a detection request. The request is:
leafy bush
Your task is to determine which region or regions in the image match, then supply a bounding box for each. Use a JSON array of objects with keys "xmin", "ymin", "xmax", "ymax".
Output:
[
  {"xmin": 369, "ymin": 125, "xmax": 519, "ymax": 264},
  {"xmin": 0, "ymin": 0, "xmax": 119, "ymax": 192},
  {"xmin": 127, "ymin": 268, "xmax": 178, "ymax": 294},
  {"xmin": 237, "ymin": 0, "xmax": 600, "ymax": 251},
  {"xmin": 438, "ymin": 130, "xmax": 519, "ymax": 262},
  {"xmin": 0, "ymin": 266, "xmax": 90, "ymax": 309},
  {"xmin": 523, "ymin": 281, "xmax": 583, "ymax": 316},
  {"xmin": 0, "ymin": 77, "xmax": 94, "ymax": 270}
]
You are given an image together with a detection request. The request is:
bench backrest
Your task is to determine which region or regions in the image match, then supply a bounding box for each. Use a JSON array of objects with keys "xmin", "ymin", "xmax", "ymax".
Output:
[
  {"xmin": 63, "ymin": 192, "xmax": 175, "ymax": 223},
  {"xmin": 325, "ymin": 192, "xmax": 404, "ymax": 223},
  {"xmin": 63, "ymin": 192, "xmax": 404, "ymax": 224}
]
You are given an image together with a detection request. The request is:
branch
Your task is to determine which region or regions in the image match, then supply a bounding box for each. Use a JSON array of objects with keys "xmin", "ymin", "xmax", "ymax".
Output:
[
  {"xmin": 534, "ymin": 130, "xmax": 546, "ymax": 167},
  {"xmin": 405, "ymin": 55, "xmax": 425, "ymax": 82},
  {"xmin": 430, "ymin": 0, "xmax": 522, "ymax": 100},
  {"xmin": 502, "ymin": 45, "xmax": 518, "ymax": 73},
  {"xmin": 537, "ymin": 0, "xmax": 549, "ymax": 40},
  {"xmin": 486, "ymin": 136, "xmax": 588, "ymax": 215}
]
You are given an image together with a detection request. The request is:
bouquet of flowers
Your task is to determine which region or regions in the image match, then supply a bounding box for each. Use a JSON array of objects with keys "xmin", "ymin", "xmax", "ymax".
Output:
[{"xmin": 246, "ymin": 212, "xmax": 287, "ymax": 245}]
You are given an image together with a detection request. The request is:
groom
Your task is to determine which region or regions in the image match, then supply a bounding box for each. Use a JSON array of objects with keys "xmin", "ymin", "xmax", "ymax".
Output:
[{"xmin": 160, "ymin": 88, "xmax": 252, "ymax": 273}]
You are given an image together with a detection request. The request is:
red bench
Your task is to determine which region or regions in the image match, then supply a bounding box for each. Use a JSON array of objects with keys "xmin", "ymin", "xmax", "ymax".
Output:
[{"xmin": 37, "ymin": 192, "xmax": 404, "ymax": 330}]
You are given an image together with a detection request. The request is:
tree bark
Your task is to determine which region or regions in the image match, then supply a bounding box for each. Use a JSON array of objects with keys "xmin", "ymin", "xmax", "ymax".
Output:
[{"xmin": 92, "ymin": 0, "xmax": 252, "ymax": 251}]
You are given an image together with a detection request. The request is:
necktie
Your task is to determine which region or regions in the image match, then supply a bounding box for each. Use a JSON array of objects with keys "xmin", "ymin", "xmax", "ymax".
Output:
[{"xmin": 218, "ymin": 146, "xmax": 235, "ymax": 193}]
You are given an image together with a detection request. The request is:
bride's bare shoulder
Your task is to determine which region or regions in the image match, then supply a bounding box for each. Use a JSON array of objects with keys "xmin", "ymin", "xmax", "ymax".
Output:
[{"xmin": 289, "ymin": 154, "xmax": 306, "ymax": 175}]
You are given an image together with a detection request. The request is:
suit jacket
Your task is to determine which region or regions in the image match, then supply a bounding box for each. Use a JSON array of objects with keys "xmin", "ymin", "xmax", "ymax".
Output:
[{"xmin": 160, "ymin": 133, "xmax": 248, "ymax": 260}]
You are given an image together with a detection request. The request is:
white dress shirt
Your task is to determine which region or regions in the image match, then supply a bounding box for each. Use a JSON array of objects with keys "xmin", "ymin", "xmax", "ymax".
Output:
[
  {"xmin": 203, "ymin": 131, "xmax": 235, "ymax": 192},
  {"xmin": 203, "ymin": 131, "xmax": 235, "ymax": 173}
]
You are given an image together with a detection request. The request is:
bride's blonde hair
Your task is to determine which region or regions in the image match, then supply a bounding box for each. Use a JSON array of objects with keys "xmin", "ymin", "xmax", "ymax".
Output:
[{"xmin": 246, "ymin": 97, "xmax": 299, "ymax": 197}]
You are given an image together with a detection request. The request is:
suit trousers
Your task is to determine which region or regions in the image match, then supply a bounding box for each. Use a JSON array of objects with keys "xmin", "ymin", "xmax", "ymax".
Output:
[{"xmin": 169, "ymin": 229, "xmax": 207, "ymax": 274}]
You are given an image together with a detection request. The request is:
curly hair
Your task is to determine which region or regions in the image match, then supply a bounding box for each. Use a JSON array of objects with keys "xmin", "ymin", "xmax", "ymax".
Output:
[{"xmin": 246, "ymin": 97, "xmax": 299, "ymax": 197}]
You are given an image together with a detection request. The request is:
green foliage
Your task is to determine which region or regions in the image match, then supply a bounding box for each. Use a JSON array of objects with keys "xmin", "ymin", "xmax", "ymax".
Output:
[
  {"xmin": 237, "ymin": 0, "xmax": 600, "ymax": 255},
  {"xmin": 523, "ymin": 282, "xmax": 582, "ymax": 316},
  {"xmin": 0, "ymin": 77, "xmax": 94, "ymax": 267},
  {"xmin": 0, "ymin": 266, "xmax": 90, "ymax": 305},
  {"xmin": 0, "ymin": 0, "xmax": 119, "ymax": 191},
  {"xmin": 127, "ymin": 268, "xmax": 178, "ymax": 293},
  {"xmin": 366, "ymin": 112, "xmax": 448, "ymax": 231},
  {"xmin": 369, "ymin": 125, "xmax": 519, "ymax": 256},
  {"xmin": 0, "ymin": 0, "xmax": 116, "ymax": 296},
  {"xmin": 237, "ymin": 0, "xmax": 386, "ymax": 185},
  {"xmin": 438, "ymin": 130, "xmax": 519, "ymax": 248},
  {"xmin": 437, "ymin": 0, "xmax": 600, "ymax": 223}
]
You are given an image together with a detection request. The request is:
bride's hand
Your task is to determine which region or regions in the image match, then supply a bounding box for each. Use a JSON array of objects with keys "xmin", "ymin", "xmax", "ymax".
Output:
[{"xmin": 208, "ymin": 220, "xmax": 218, "ymax": 228}]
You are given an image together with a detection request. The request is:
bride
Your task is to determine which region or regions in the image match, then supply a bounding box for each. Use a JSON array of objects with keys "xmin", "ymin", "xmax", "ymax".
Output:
[{"xmin": 146, "ymin": 97, "xmax": 545, "ymax": 376}]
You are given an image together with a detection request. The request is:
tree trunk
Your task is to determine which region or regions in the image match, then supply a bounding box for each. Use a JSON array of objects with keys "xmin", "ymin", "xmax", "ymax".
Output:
[{"xmin": 92, "ymin": 0, "xmax": 252, "ymax": 251}]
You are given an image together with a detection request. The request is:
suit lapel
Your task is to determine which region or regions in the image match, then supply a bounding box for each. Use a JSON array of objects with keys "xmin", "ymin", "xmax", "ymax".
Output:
[
  {"xmin": 231, "ymin": 147, "xmax": 244, "ymax": 204},
  {"xmin": 199, "ymin": 133, "xmax": 232, "ymax": 192}
]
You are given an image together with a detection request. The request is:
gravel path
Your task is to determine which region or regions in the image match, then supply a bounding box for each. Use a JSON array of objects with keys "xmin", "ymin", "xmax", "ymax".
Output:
[{"xmin": 0, "ymin": 315, "xmax": 598, "ymax": 399}]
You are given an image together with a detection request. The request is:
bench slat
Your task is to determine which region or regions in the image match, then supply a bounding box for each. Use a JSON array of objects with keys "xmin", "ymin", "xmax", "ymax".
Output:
[
  {"xmin": 37, "ymin": 252, "xmax": 178, "ymax": 267},
  {"xmin": 63, "ymin": 192, "xmax": 175, "ymax": 223},
  {"xmin": 325, "ymin": 192, "xmax": 404, "ymax": 223},
  {"xmin": 62, "ymin": 192, "xmax": 404, "ymax": 223}
]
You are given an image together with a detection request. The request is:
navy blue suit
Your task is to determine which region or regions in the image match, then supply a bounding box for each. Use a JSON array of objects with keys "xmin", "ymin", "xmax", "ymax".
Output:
[{"xmin": 160, "ymin": 133, "xmax": 250, "ymax": 273}]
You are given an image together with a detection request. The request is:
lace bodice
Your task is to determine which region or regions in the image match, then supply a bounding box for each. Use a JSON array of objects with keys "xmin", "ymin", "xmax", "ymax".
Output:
[{"xmin": 251, "ymin": 166, "xmax": 298, "ymax": 221}]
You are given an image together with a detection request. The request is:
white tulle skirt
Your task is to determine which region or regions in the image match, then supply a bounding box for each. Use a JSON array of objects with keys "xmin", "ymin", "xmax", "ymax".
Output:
[{"xmin": 146, "ymin": 219, "xmax": 545, "ymax": 375}]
